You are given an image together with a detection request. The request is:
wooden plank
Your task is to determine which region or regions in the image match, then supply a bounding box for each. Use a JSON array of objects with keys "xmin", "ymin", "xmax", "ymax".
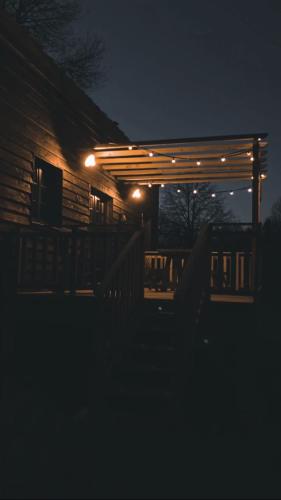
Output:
[
  {"xmin": 0, "ymin": 162, "xmax": 33, "ymax": 183},
  {"xmin": 63, "ymin": 170, "xmax": 90, "ymax": 191},
  {"xmin": 63, "ymin": 188, "xmax": 90, "ymax": 207},
  {"xmin": 0, "ymin": 171, "xmax": 31, "ymax": 193},
  {"xmin": 0, "ymin": 136, "xmax": 33, "ymax": 163},
  {"xmin": 137, "ymin": 177, "xmax": 251, "ymax": 185},
  {"xmin": 0, "ymin": 185, "xmax": 31, "ymax": 205},
  {"xmin": 121, "ymin": 172, "xmax": 252, "ymax": 182},
  {"xmin": 63, "ymin": 180, "xmax": 89, "ymax": 201},
  {"xmin": 63, "ymin": 198, "xmax": 90, "ymax": 217},
  {"xmin": 98, "ymin": 155, "xmax": 259, "ymax": 166},
  {"xmin": 0, "ymin": 208, "xmax": 29, "ymax": 225},
  {"xmin": 95, "ymin": 145, "xmax": 263, "ymax": 159},
  {"xmin": 62, "ymin": 207, "xmax": 89, "ymax": 225},
  {"xmin": 0, "ymin": 197, "xmax": 30, "ymax": 216},
  {"xmin": 107, "ymin": 166, "xmax": 253, "ymax": 176}
]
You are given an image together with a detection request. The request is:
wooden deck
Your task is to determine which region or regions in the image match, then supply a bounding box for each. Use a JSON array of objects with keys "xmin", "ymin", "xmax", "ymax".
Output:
[
  {"xmin": 144, "ymin": 288, "xmax": 254, "ymax": 304},
  {"xmin": 17, "ymin": 287, "xmax": 254, "ymax": 304}
]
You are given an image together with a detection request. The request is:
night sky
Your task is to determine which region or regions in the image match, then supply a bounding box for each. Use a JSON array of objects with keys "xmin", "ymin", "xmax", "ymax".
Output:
[{"xmin": 80, "ymin": 0, "xmax": 281, "ymax": 221}]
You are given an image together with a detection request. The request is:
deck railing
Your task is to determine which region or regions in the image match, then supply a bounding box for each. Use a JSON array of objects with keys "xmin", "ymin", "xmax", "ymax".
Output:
[
  {"xmin": 0, "ymin": 224, "xmax": 138, "ymax": 295},
  {"xmin": 144, "ymin": 223, "xmax": 258, "ymax": 295}
]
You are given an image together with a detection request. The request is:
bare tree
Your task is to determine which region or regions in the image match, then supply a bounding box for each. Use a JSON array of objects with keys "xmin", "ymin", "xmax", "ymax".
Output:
[
  {"xmin": 159, "ymin": 183, "xmax": 234, "ymax": 248},
  {"xmin": 1, "ymin": 0, "xmax": 105, "ymax": 90}
]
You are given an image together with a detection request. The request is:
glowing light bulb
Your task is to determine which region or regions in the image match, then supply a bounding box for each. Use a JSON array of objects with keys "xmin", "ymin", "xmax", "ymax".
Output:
[
  {"xmin": 132, "ymin": 188, "xmax": 142, "ymax": 199},
  {"xmin": 221, "ymin": 157, "xmax": 226, "ymax": 163},
  {"xmin": 251, "ymin": 157, "xmax": 255, "ymax": 162},
  {"xmin": 161, "ymin": 184, "xmax": 165, "ymax": 188},
  {"xmin": 261, "ymin": 173, "xmax": 266, "ymax": 179},
  {"xmin": 171, "ymin": 158, "xmax": 176, "ymax": 164},
  {"xmin": 248, "ymin": 188, "xmax": 252, "ymax": 193},
  {"xmin": 212, "ymin": 193, "xmax": 216, "ymax": 198},
  {"xmin": 177, "ymin": 189, "xmax": 181, "ymax": 193},
  {"xmin": 230, "ymin": 191, "xmax": 234, "ymax": 196},
  {"xmin": 128, "ymin": 146, "xmax": 133, "ymax": 150},
  {"xmin": 148, "ymin": 183, "xmax": 152, "ymax": 188},
  {"xmin": 258, "ymin": 137, "xmax": 262, "ymax": 142},
  {"xmin": 193, "ymin": 189, "xmax": 198, "ymax": 194},
  {"xmin": 149, "ymin": 152, "xmax": 154, "ymax": 157},
  {"xmin": 247, "ymin": 152, "xmax": 251, "ymax": 157},
  {"xmin": 196, "ymin": 161, "xmax": 201, "ymax": 166},
  {"xmin": 85, "ymin": 154, "xmax": 96, "ymax": 167}
]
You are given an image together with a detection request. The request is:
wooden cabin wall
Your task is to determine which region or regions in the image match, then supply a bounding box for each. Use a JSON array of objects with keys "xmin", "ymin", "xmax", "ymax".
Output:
[{"xmin": 0, "ymin": 12, "xmax": 146, "ymax": 228}]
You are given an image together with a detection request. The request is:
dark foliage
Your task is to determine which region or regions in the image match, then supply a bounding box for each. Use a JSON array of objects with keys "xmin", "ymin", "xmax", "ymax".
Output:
[{"xmin": 1, "ymin": 0, "xmax": 105, "ymax": 90}]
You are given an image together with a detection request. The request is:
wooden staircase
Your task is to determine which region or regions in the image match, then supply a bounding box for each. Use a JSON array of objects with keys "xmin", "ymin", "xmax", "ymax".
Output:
[{"xmin": 107, "ymin": 299, "xmax": 177, "ymax": 418}]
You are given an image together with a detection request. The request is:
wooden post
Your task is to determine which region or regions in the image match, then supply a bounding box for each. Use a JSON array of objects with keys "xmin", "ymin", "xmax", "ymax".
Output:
[
  {"xmin": 151, "ymin": 185, "xmax": 159, "ymax": 250},
  {"xmin": 252, "ymin": 139, "xmax": 261, "ymax": 227},
  {"xmin": 251, "ymin": 139, "xmax": 261, "ymax": 293}
]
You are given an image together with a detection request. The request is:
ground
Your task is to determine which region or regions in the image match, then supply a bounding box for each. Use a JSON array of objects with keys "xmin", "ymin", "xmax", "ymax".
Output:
[{"xmin": 1, "ymin": 294, "xmax": 281, "ymax": 498}]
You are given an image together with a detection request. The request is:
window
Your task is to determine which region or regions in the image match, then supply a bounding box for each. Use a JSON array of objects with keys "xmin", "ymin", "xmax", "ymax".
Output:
[
  {"xmin": 89, "ymin": 188, "xmax": 112, "ymax": 225},
  {"xmin": 31, "ymin": 158, "xmax": 62, "ymax": 225}
]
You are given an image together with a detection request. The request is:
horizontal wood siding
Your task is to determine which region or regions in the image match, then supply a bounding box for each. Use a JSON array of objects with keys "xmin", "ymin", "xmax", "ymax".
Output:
[{"xmin": 0, "ymin": 11, "xmax": 142, "ymax": 228}]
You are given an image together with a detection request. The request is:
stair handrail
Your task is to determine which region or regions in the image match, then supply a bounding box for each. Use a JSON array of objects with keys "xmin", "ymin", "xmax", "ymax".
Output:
[
  {"xmin": 174, "ymin": 223, "xmax": 211, "ymax": 309},
  {"xmin": 96, "ymin": 225, "xmax": 145, "ymax": 306},
  {"xmin": 173, "ymin": 224, "xmax": 211, "ymax": 413}
]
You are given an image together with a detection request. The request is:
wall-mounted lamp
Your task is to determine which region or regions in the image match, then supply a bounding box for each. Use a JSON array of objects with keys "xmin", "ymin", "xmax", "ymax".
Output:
[
  {"xmin": 132, "ymin": 188, "xmax": 142, "ymax": 199},
  {"xmin": 85, "ymin": 154, "xmax": 96, "ymax": 167}
]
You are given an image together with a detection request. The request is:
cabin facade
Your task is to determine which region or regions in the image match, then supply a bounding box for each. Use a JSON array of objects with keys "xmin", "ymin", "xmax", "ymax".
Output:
[{"xmin": 0, "ymin": 11, "xmax": 154, "ymax": 231}]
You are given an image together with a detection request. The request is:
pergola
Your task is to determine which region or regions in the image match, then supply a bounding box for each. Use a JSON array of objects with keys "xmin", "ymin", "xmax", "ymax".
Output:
[{"xmin": 93, "ymin": 133, "xmax": 268, "ymax": 225}]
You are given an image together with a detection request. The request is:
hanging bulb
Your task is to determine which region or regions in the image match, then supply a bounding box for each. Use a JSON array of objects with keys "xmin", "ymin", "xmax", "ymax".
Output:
[
  {"xmin": 247, "ymin": 152, "xmax": 251, "ymax": 157},
  {"xmin": 128, "ymin": 146, "xmax": 133, "ymax": 150},
  {"xmin": 148, "ymin": 183, "xmax": 152, "ymax": 188},
  {"xmin": 248, "ymin": 188, "xmax": 252, "ymax": 193},
  {"xmin": 149, "ymin": 152, "xmax": 154, "ymax": 157},
  {"xmin": 177, "ymin": 189, "xmax": 181, "ymax": 193},
  {"xmin": 161, "ymin": 184, "xmax": 165, "ymax": 188},
  {"xmin": 171, "ymin": 158, "xmax": 176, "ymax": 164},
  {"xmin": 196, "ymin": 161, "xmax": 201, "ymax": 166},
  {"xmin": 230, "ymin": 191, "xmax": 234, "ymax": 196},
  {"xmin": 221, "ymin": 157, "xmax": 226, "ymax": 163},
  {"xmin": 260, "ymin": 173, "xmax": 266, "ymax": 179},
  {"xmin": 193, "ymin": 189, "xmax": 198, "ymax": 194},
  {"xmin": 212, "ymin": 193, "xmax": 216, "ymax": 198},
  {"xmin": 251, "ymin": 157, "xmax": 254, "ymax": 162}
]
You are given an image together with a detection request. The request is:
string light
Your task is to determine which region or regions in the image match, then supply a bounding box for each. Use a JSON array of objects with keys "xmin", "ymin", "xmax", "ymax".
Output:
[
  {"xmin": 196, "ymin": 161, "xmax": 201, "ymax": 166},
  {"xmin": 221, "ymin": 157, "xmax": 226, "ymax": 163},
  {"xmin": 211, "ymin": 193, "xmax": 216, "ymax": 198},
  {"xmin": 148, "ymin": 183, "xmax": 152, "ymax": 188},
  {"xmin": 161, "ymin": 184, "xmax": 165, "ymax": 188},
  {"xmin": 193, "ymin": 189, "xmax": 198, "ymax": 194},
  {"xmin": 251, "ymin": 157, "xmax": 255, "ymax": 162},
  {"xmin": 261, "ymin": 173, "xmax": 266, "ymax": 179},
  {"xmin": 171, "ymin": 158, "xmax": 176, "ymax": 164},
  {"xmin": 229, "ymin": 191, "xmax": 234, "ymax": 196},
  {"xmin": 128, "ymin": 146, "xmax": 133, "ymax": 150},
  {"xmin": 248, "ymin": 188, "xmax": 252, "ymax": 193},
  {"xmin": 149, "ymin": 152, "xmax": 154, "ymax": 157},
  {"xmin": 177, "ymin": 188, "xmax": 181, "ymax": 193},
  {"xmin": 247, "ymin": 152, "xmax": 251, "ymax": 157}
]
